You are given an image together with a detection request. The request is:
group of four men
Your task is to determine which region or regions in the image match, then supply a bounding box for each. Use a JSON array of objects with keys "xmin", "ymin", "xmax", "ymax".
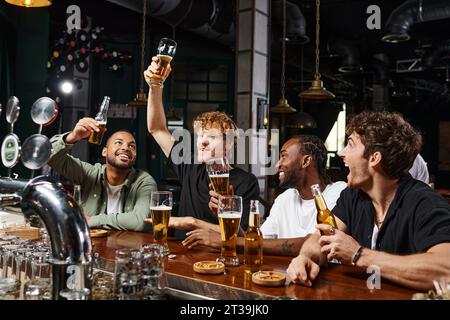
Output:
[{"xmin": 47, "ymin": 56, "xmax": 450, "ymax": 291}]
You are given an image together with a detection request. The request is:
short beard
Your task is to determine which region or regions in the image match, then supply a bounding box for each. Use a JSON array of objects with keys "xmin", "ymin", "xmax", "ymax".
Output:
[
  {"xmin": 107, "ymin": 156, "xmax": 135, "ymax": 170},
  {"xmin": 279, "ymin": 171, "xmax": 301, "ymax": 190}
]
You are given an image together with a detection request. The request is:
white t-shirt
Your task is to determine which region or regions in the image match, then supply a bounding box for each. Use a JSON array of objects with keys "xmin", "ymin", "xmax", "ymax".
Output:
[
  {"xmin": 371, "ymin": 224, "xmax": 379, "ymax": 250},
  {"xmin": 106, "ymin": 183, "xmax": 124, "ymax": 215},
  {"xmin": 260, "ymin": 181, "xmax": 347, "ymax": 239},
  {"xmin": 409, "ymin": 154, "xmax": 429, "ymax": 184}
]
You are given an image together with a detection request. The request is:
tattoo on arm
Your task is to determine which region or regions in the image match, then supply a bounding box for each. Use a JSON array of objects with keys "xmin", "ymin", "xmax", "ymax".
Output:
[{"xmin": 281, "ymin": 240, "xmax": 296, "ymax": 255}]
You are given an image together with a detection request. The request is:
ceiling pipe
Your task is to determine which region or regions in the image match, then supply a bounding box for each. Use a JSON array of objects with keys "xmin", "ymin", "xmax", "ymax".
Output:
[
  {"xmin": 272, "ymin": 1, "xmax": 309, "ymax": 45},
  {"xmin": 328, "ymin": 39, "xmax": 362, "ymax": 73},
  {"xmin": 382, "ymin": 0, "xmax": 450, "ymax": 43},
  {"xmin": 371, "ymin": 54, "xmax": 390, "ymax": 111},
  {"xmin": 106, "ymin": 0, "xmax": 235, "ymax": 45},
  {"xmin": 372, "ymin": 54, "xmax": 390, "ymax": 85},
  {"xmin": 423, "ymin": 42, "xmax": 450, "ymax": 69}
]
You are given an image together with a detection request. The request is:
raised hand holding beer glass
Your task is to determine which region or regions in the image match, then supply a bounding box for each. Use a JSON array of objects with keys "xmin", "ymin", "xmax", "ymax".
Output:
[
  {"xmin": 147, "ymin": 38, "xmax": 177, "ymax": 88},
  {"xmin": 217, "ymin": 195, "xmax": 242, "ymax": 266},
  {"xmin": 150, "ymin": 191, "xmax": 172, "ymax": 255}
]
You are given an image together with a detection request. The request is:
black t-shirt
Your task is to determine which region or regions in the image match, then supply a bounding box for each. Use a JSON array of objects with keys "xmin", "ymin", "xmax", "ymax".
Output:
[
  {"xmin": 333, "ymin": 175, "xmax": 450, "ymax": 254},
  {"xmin": 167, "ymin": 144, "xmax": 260, "ymax": 239}
]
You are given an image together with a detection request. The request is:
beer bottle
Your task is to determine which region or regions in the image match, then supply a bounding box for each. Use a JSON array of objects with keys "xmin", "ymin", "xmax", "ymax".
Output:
[
  {"xmin": 88, "ymin": 96, "xmax": 110, "ymax": 145},
  {"xmin": 310, "ymin": 184, "xmax": 338, "ymax": 236},
  {"xmin": 244, "ymin": 200, "xmax": 263, "ymax": 272}
]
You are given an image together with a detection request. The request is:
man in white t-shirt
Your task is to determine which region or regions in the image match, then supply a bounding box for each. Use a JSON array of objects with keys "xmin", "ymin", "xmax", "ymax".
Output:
[
  {"xmin": 257, "ymin": 135, "xmax": 346, "ymax": 255},
  {"xmin": 181, "ymin": 135, "xmax": 347, "ymax": 256}
]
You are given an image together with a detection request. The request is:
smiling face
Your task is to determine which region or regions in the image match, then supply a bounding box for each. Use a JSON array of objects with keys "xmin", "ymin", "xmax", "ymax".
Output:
[
  {"xmin": 102, "ymin": 131, "xmax": 137, "ymax": 170},
  {"xmin": 195, "ymin": 128, "xmax": 227, "ymax": 163},
  {"xmin": 338, "ymin": 132, "xmax": 371, "ymax": 189},
  {"xmin": 276, "ymin": 139, "xmax": 306, "ymax": 189},
  {"xmin": 193, "ymin": 112, "xmax": 238, "ymax": 164}
]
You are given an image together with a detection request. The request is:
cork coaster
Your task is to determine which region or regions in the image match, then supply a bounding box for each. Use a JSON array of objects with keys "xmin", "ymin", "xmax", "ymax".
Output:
[
  {"xmin": 193, "ymin": 261, "xmax": 225, "ymax": 275},
  {"xmin": 90, "ymin": 229, "xmax": 109, "ymax": 238},
  {"xmin": 252, "ymin": 271, "xmax": 286, "ymax": 287}
]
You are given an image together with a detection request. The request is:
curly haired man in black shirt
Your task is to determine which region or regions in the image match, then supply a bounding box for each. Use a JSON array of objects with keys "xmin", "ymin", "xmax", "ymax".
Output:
[{"xmin": 287, "ymin": 111, "xmax": 450, "ymax": 290}]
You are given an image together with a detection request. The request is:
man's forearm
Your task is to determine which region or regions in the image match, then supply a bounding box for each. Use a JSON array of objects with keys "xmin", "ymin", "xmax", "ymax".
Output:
[
  {"xmin": 298, "ymin": 233, "xmax": 325, "ymax": 264},
  {"xmin": 193, "ymin": 219, "xmax": 220, "ymax": 232},
  {"xmin": 48, "ymin": 133, "xmax": 88, "ymax": 184},
  {"xmin": 147, "ymin": 86, "xmax": 167, "ymax": 134},
  {"xmin": 147, "ymin": 86, "xmax": 174, "ymax": 157},
  {"xmin": 356, "ymin": 245, "xmax": 450, "ymax": 291},
  {"xmin": 233, "ymin": 238, "xmax": 307, "ymax": 257},
  {"xmin": 263, "ymin": 238, "xmax": 307, "ymax": 257}
]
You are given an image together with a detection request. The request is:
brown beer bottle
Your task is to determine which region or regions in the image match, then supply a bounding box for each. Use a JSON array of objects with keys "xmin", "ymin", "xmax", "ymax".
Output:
[
  {"xmin": 88, "ymin": 96, "xmax": 110, "ymax": 145},
  {"xmin": 311, "ymin": 184, "xmax": 338, "ymax": 236},
  {"xmin": 244, "ymin": 200, "xmax": 263, "ymax": 272}
]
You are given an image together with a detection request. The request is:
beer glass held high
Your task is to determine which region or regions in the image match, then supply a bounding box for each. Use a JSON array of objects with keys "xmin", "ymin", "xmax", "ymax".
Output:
[
  {"xmin": 217, "ymin": 195, "xmax": 242, "ymax": 266},
  {"xmin": 206, "ymin": 157, "xmax": 230, "ymax": 196},
  {"xmin": 150, "ymin": 191, "xmax": 172, "ymax": 255},
  {"xmin": 149, "ymin": 38, "xmax": 177, "ymax": 87}
]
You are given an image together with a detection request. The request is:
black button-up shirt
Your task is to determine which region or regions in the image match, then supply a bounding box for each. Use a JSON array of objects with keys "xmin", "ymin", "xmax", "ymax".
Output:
[{"xmin": 333, "ymin": 175, "xmax": 450, "ymax": 254}]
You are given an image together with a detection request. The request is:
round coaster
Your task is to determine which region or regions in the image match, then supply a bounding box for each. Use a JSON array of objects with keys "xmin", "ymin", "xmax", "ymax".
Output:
[
  {"xmin": 193, "ymin": 261, "xmax": 225, "ymax": 275},
  {"xmin": 252, "ymin": 271, "xmax": 286, "ymax": 287},
  {"xmin": 90, "ymin": 229, "xmax": 109, "ymax": 238}
]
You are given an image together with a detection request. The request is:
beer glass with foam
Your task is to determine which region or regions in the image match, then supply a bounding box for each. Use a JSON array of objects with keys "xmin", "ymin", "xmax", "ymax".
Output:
[
  {"xmin": 217, "ymin": 195, "xmax": 242, "ymax": 266},
  {"xmin": 150, "ymin": 191, "xmax": 172, "ymax": 254},
  {"xmin": 150, "ymin": 38, "xmax": 177, "ymax": 87},
  {"xmin": 206, "ymin": 157, "xmax": 230, "ymax": 196}
]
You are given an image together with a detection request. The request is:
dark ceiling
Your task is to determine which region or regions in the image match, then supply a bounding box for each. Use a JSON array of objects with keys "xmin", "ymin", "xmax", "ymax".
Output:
[
  {"xmin": 48, "ymin": 0, "xmax": 450, "ymax": 107},
  {"xmin": 273, "ymin": 0, "xmax": 450, "ymax": 106}
]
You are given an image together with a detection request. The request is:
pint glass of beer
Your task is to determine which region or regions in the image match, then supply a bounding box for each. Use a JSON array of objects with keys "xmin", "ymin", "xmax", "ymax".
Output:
[
  {"xmin": 150, "ymin": 191, "xmax": 172, "ymax": 254},
  {"xmin": 217, "ymin": 195, "xmax": 242, "ymax": 266},
  {"xmin": 206, "ymin": 157, "xmax": 230, "ymax": 196},
  {"xmin": 150, "ymin": 38, "xmax": 177, "ymax": 87}
]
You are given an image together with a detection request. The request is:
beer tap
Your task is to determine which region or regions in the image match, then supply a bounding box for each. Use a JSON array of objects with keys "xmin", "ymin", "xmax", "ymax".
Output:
[
  {"xmin": 0, "ymin": 176, "xmax": 92, "ymax": 299},
  {"xmin": 0, "ymin": 96, "xmax": 92, "ymax": 299}
]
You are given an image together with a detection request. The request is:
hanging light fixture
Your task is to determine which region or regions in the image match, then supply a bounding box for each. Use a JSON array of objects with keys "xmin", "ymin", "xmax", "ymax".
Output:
[
  {"xmin": 127, "ymin": 0, "xmax": 148, "ymax": 108},
  {"xmin": 288, "ymin": 47, "xmax": 317, "ymax": 129},
  {"xmin": 166, "ymin": 25, "xmax": 181, "ymax": 122},
  {"xmin": 5, "ymin": 0, "xmax": 51, "ymax": 7},
  {"xmin": 299, "ymin": 0, "xmax": 335, "ymax": 100},
  {"xmin": 270, "ymin": 0, "xmax": 297, "ymax": 114}
]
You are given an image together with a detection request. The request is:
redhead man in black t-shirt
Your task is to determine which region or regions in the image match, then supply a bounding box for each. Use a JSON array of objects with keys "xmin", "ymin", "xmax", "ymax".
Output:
[
  {"xmin": 144, "ymin": 56, "xmax": 259, "ymax": 239},
  {"xmin": 287, "ymin": 111, "xmax": 450, "ymax": 290}
]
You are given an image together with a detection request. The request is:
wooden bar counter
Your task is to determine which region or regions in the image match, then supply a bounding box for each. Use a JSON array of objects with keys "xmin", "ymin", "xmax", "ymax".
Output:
[{"xmin": 92, "ymin": 231, "xmax": 416, "ymax": 300}]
